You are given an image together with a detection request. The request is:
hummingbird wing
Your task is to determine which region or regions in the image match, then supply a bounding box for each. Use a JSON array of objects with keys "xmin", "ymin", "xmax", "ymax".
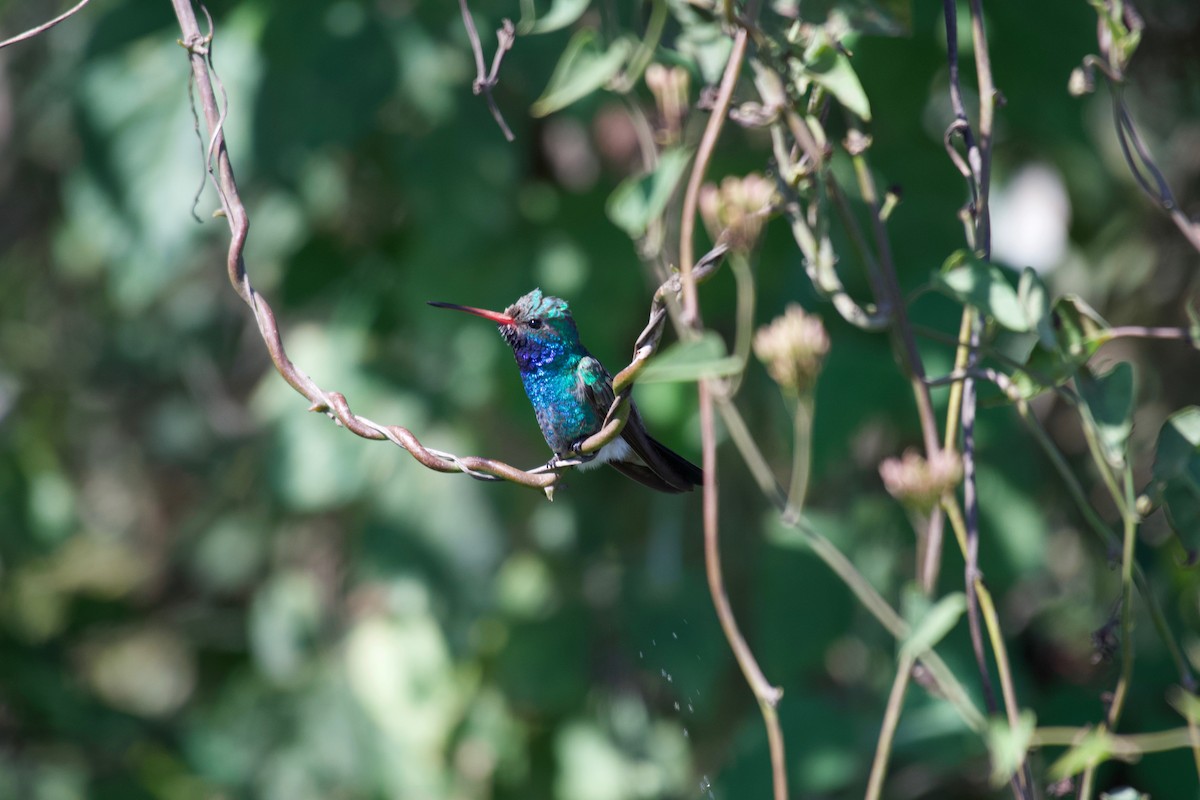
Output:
[
  {"xmin": 575, "ymin": 356, "xmax": 701, "ymax": 493},
  {"xmin": 575, "ymin": 356, "xmax": 616, "ymax": 420}
]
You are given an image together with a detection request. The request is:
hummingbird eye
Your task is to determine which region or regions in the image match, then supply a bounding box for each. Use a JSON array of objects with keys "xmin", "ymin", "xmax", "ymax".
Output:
[{"xmin": 527, "ymin": 318, "xmax": 543, "ymax": 329}]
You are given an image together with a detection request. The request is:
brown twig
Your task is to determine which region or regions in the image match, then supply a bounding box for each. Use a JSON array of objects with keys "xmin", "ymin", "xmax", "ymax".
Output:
[
  {"xmin": 169, "ymin": 0, "xmax": 702, "ymax": 500},
  {"xmin": 678, "ymin": 16, "xmax": 754, "ymax": 327},
  {"xmin": 0, "ymin": 0, "xmax": 92, "ymax": 51},
  {"xmin": 168, "ymin": 0, "xmax": 585, "ymax": 496},
  {"xmin": 677, "ymin": 7, "xmax": 788, "ymax": 799},
  {"xmin": 457, "ymin": 0, "xmax": 516, "ymax": 142}
]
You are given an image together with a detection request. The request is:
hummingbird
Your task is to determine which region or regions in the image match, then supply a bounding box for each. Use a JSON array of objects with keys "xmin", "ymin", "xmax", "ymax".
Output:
[{"xmin": 429, "ymin": 289, "xmax": 702, "ymax": 493}]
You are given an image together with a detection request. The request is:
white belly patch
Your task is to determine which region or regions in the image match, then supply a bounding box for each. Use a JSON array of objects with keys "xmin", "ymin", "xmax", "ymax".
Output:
[{"xmin": 576, "ymin": 437, "xmax": 633, "ymax": 470}]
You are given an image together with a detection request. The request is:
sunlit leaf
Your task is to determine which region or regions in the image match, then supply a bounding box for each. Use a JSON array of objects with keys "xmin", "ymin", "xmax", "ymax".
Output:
[
  {"xmin": 639, "ymin": 333, "xmax": 742, "ymax": 383},
  {"xmin": 987, "ymin": 710, "xmax": 1036, "ymax": 787},
  {"xmin": 1076, "ymin": 362, "xmax": 1135, "ymax": 467},
  {"xmin": 802, "ymin": 35, "xmax": 871, "ymax": 120},
  {"xmin": 606, "ymin": 147, "xmax": 692, "ymax": 238},
  {"xmin": 675, "ymin": 19, "xmax": 731, "ymax": 84},
  {"xmin": 521, "ymin": 0, "xmax": 592, "ymax": 35},
  {"xmin": 1152, "ymin": 407, "xmax": 1200, "ymax": 538},
  {"xmin": 899, "ymin": 591, "xmax": 966, "ymax": 663},
  {"xmin": 532, "ymin": 30, "xmax": 632, "ymax": 117},
  {"xmin": 1088, "ymin": 0, "xmax": 1141, "ymax": 69},
  {"xmin": 1018, "ymin": 268, "xmax": 1054, "ymax": 348},
  {"xmin": 1052, "ymin": 295, "xmax": 1110, "ymax": 360},
  {"xmin": 783, "ymin": 0, "xmax": 913, "ymax": 36},
  {"xmin": 933, "ymin": 251, "xmax": 1028, "ymax": 331},
  {"xmin": 1049, "ymin": 730, "xmax": 1116, "ymax": 778}
]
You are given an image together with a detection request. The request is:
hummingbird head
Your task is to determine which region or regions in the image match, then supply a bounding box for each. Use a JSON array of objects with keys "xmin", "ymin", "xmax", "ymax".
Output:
[{"xmin": 429, "ymin": 289, "xmax": 583, "ymax": 368}]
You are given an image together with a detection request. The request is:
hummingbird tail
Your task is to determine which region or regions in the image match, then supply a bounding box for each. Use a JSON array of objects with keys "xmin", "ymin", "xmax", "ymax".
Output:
[
  {"xmin": 609, "ymin": 460, "xmax": 696, "ymax": 493},
  {"xmin": 647, "ymin": 435, "xmax": 703, "ymax": 487},
  {"xmin": 617, "ymin": 426, "xmax": 703, "ymax": 493}
]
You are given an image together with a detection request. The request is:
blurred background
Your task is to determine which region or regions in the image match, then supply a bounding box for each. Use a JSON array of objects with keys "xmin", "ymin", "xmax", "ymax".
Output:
[{"xmin": 1, "ymin": 0, "xmax": 1199, "ymax": 797}]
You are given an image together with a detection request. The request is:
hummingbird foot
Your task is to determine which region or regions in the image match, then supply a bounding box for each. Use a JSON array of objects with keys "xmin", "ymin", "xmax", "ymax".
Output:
[{"xmin": 529, "ymin": 452, "xmax": 595, "ymax": 474}]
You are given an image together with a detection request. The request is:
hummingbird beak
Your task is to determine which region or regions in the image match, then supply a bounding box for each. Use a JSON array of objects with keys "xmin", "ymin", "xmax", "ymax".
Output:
[{"xmin": 427, "ymin": 301, "xmax": 516, "ymax": 326}]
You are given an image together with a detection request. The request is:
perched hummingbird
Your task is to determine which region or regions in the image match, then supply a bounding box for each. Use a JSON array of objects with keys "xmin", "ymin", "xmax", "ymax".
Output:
[{"xmin": 429, "ymin": 290, "xmax": 702, "ymax": 493}]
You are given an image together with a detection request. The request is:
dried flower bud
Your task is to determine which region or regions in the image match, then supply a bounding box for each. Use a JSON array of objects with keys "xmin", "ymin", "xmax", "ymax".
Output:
[
  {"xmin": 698, "ymin": 173, "xmax": 777, "ymax": 252},
  {"xmin": 753, "ymin": 304, "xmax": 830, "ymax": 393},
  {"xmin": 878, "ymin": 449, "xmax": 963, "ymax": 512},
  {"xmin": 1068, "ymin": 66, "xmax": 1094, "ymax": 97},
  {"xmin": 645, "ymin": 63, "xmax": 689, "ymax": 144}
]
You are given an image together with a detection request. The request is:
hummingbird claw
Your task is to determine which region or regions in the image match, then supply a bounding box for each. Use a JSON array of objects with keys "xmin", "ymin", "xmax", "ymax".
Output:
[{"xmin": 534, "ymin": 453, "xmax": 592, "ymax": 473}]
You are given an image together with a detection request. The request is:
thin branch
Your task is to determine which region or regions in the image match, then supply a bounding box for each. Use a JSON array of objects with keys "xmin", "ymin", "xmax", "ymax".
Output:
[
  {"xmin": 0, "ymin": 0, "xmax": 92, "ymax": 51},
  {"xmin": 169, "ymin": 0, "xmax": 707, "ymax": 500},
  {"xmin": 941, "ymin": 2, "xmax": 1033, "ymax": 796},
  {"xmin": 1103, "ymin": 325, "xmax": 1193, "ymax": 342},
  {"xmin": 679, "ymin": 9, "xmax": 789, "ymax": 797},
  {"xmin": 865, "ymin": 655, "xmax": 915, "ymax": 800},
  {"xmin": 1034, "ymin": 724, "xmax": 1200, "ymax": 755},
  {"xmin": 710, "ymin": 392, "xmax": 988, "ymax": 733},
  {"xmin": 700, "ymin": 385, "xmax": 788, "ymax": 800},
  {"xmin": 678, "ymin": 15, "xmax": 754, "ymax": 326},
  {"xmin": 457, "ymin": 0, "xmax": 516, "ymax": 142},
  {"xmin": 1079, "ymin": 468, "xmax": 1140, "ymax": 798},
  {"xmin": 845, "ymin": 143, "xmax": 948, "ymax": 597}
]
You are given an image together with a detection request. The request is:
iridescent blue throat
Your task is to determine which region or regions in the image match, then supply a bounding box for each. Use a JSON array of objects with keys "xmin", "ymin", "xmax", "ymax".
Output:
[{"xmin": 510, "ymin": 331, "xmax": 598, "ymax": 454}]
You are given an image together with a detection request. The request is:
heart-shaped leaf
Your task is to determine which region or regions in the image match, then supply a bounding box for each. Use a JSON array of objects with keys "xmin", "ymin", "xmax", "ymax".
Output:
[
  {"xmin": 606, "ymin": 147, "xmax": 692, "ymax": 238},
  {"xmin": 519, "ymin": 0, "xmax": 591, "ymax": 35},
  {"xmin": 1152, "ymin": 407, "xmax": 1200, "ymax": 539},
  {"xmin": 532, "ymin": 30, "xmax": 632, "ymax": 117},
  {"xmin": 933, "ymin": 251, "xmax": 1028, "ymax": 332},
  {"xmin": 1076, "ymin": 362, "xmax": 1135, "ymax": 468},
  {"xmin": 639, "ymin": 333, "xmax": 742, "ymax": 383}
]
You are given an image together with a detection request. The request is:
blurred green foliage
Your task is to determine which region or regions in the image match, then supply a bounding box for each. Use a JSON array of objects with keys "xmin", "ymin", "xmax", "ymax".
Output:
[{"xmin": 0, "ymin": 0, "xmax": 1199, "ymax": 798}]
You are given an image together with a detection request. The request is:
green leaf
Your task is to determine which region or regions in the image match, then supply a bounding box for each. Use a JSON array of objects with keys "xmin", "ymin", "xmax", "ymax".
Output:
[
  {"xmin": 933, "ymin": 252, "xmax": 1028, "ymax": 331},
  {"xmin": 675, "ymin": 21, "xmax": 732, "ymax": 84},
  {"xmin": 788, "ymin": 0, "xmax": 912, "ymax": 36},
  {"xmin": 802, "ymin": 37, "xmax": 871, "ymax": 120},
  {"xmin": 532, "ymin": 30, "xmax": 632, "ymax": 117},
  {"xmin": 1010, "ymin": 295, "xmax": 1113, "ymax": 399},
  {"xmin": 1018, "ymin": 268, "xmax": 1054, "ymax": 348},
  {"xmin": 987, "ymin": 710, "xmax": 1036, "ymax": 788},
  {"xmin": 1010, "ymin": 343, "xmax": 1070, "ymax": 399},
  {"xmin": 1076, "ymin": 362, "xmax": 1135, "ymax": 468},
  {"xmin": 991, "ymin": 330, "xmax": 1039, "ymax": 368},
  {"xmin": 606, "ymin": 147, "xmax": 692, "ymax": 238},
  {"xmin": 1052, "ymin": 295, "xmax": 1110, "ymax": 359},
  {"xmin": 520, "ymin": 0, "xmax": 592, "ymax": 35},
  {"xmin": 1049, "ymin": 730, "xmax": 1116, "ymax": 778},
  {"xmin": 899, "ymin": 591, "xmax": 967, "ymax": 663},
  {"xmin": 1152, "ymin": 407, "xmax": 1200, "ymax": 538},
  {"xmin": 639, "ymin": 333, "xmax": 742, "ymax": 383}
]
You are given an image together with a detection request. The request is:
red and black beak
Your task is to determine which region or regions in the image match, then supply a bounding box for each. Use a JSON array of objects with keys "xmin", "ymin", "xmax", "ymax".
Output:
[{"xmin": 427, "ymin": 301, "xmax": 516, "ymax": 326}]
